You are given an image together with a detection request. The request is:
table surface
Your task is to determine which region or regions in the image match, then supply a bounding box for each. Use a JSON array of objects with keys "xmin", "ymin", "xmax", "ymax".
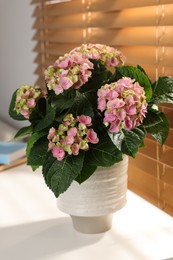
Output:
[{"xmin": 0, "ymin": 164, "xmax": 173, "ymax": 260}]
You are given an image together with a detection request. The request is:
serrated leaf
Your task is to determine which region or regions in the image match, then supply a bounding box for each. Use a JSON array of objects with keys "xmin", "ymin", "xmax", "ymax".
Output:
[
  {"xmin": 26, "ymin": 131, "xmax": 47, "ymax": 156},
  {"xmin": 132, "ymin": 126, "xmax": 146, "ymax": 147},
  {"xmin": 143, "ymin": 109, "xmax": 170, "ymax": 144},
  {"xmin": 9, "ymin": 90, "xmax": 26, "ymax": 121},
  {"xmin": 51, "ymin": 88, "xmax": 76, "ymax": 114},
  {"xmin": 29, "ymin": 98, "xmax": 47, "ymax": 122},
  {"xmin": 121, "ymin": 128, "xmax": 146, "ymax": 157},
  {"xmin": 86, "ymin": 134, "xmax": 122, "ymax": 167},
  {"xmin": 136, "ymin": 65, "xmax": 151, "ymax": 83},
  {"xmin": 34, "ymin": 104, "xmax": 56, "ymax": 132},
  {"xmin": 14, "ymin": 125, "xmax": 33, "ymax": 139},
  {"xmin": 116, "ymin": 66, "xmax": 152, "ymax": 102},
  {"xmin": 43, "ymin": 152, "xmax": 85, "ymax": 197},
  {"xmin": 108, "ymin": 131, "xmax": 125, "ymax": 150},
  {"xmin": 151, "ymin": 76, "xmax": 173, "ymax": 104},
  {"xmin": 27, "ymin": 136, "xmax": 49, "ymax": 167},
  {"xmin": 69, "ymin": 92, "xmax": 94, "ymax": 117},
  {"xmin": 75, "ymin": 158, "xmax": 97, "ymax": 184},
  {"xmin": 31, "ymin": 165, "xmax": 40, "ymax": 171}
]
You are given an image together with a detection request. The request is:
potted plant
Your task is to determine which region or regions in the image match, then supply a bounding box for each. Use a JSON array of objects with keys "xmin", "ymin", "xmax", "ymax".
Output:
[{"xmin": 9, "ymin": 44, "xmax": 173, "ymax": 233}]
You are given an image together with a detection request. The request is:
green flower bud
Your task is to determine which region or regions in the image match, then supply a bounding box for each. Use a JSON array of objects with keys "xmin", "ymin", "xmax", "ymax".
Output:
[
  {"xmin": 63, "ymin": 144, "xmax": 72, "ymax": 155},
  {"xmin": 78, "ymin": 123, "xmax": 86, "ymax": 131},
  {"xmin": 80, "ymin": 140, "xmax": 89, "ymax": 150},
  {"xmin": 63, "ymin": 113, "xmax": 74, "ymax": 122}
]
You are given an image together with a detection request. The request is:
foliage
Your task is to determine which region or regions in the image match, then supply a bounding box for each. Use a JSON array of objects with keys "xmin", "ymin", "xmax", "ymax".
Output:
[{"xmin": 9, "ymin": 43, "xmax": 173, "ymax": 197}]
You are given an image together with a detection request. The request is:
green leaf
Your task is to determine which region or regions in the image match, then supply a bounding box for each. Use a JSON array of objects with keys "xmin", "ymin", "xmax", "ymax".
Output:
[
  {"xmin": 136, "ymin": 65, "xmax": 151, "ymax": 83},
  {"xmin": 51, "ymin": 88, "xmax": 76, "ymax": 114},
  {"xmin": 143, "ymin": 109, "xmax": 170, "ymax": 145},
  {"xmin": 42, "ymin": 152, "xmax": 85, "ymax": 197},
  {"xmin": 121, "ymin": 128, "xmax": 146, "ymax": 157},
  {"xmin": 34, "ymin": 104, "xmax": 56, "ymax": 132},
  {"xmin": 75, "ymin": 158, "xmax": 97, "ymax": 184},
  {"xmin": 151, "ymin": 76, "xmax": 173, "ymax": 104},
  {"xmin": 29, "ymin": 98, "xmax": 47, "ymax": 123},
  {"xmin": 9, "ymin": 90, "xmax": 26, "ymax": 121},
  {"xmin": 27, "ymin": 136, "xmax": 49, "ymax": 170},
  {"xmin": 31, "ymin": 165, "xmax": 40, "ymax": 171},
  {"xmin": 14, "ymin": 125, "xmax": 33, "ymax": 139},
  {"xmin": 108, "ymin": 131, "xmax": 125, "ymax": 151},
  {"xmin": 116, "ymin": 66, "xmax": 152, "ymax": 102},
  {"xmin": 69, "ymin": 92, "xmax": 94, "ymax": 117},
  {"xmin": 26, "ymin": 131, "xmax": 47, "ymax": 157},
  {"xmin": 86, "ymin": 134, "xmax": 122, "ymax": 167}
]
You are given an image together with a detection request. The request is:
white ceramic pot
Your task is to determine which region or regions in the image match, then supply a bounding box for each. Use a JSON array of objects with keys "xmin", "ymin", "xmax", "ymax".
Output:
[{"xmin": 57, "ymin": 155, "xmax": 128, "ymax": 234}]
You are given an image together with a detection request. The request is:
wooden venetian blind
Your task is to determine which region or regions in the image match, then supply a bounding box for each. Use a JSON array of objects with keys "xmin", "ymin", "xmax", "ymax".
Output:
[{"xmin": 32, "ymin": 0, "xmax": 173, "ymax": 215}]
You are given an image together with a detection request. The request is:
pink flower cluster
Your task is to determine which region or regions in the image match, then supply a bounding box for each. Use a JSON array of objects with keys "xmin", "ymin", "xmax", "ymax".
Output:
[
  {"xmin": 70, "ymin": 43, "xmax": 126, "ymax": 68},
  {"xmin": 47, "ymin": 114, "xmax": 99, "ymax": 161},
  {"xmin": 97, "ymin": 77, "xmax": 148, "ymax": 133},
  {"xmin": 15, "ymin": 85, "xmax": 42, "ymax": 119},
  {"xmin": 44, "ymin": 52, "xmax": 93, "ymax": 95}
]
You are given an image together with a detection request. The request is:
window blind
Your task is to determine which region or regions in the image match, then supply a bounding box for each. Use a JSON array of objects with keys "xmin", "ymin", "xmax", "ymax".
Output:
[{"xmin": 32, "ymin": 0, "xmax": 173, "ymax": 215}]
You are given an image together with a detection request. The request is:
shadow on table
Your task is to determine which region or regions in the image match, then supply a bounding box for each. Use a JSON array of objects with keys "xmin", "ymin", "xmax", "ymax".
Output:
[{"xmin": 0, "ymin": 217, "xmax": 104, "ymax": 260}]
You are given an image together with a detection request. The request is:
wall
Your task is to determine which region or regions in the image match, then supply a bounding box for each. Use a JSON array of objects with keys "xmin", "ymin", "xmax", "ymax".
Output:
[{"xmin": 0, "ymin": 0, "xmax": 37, "ymax": 129}]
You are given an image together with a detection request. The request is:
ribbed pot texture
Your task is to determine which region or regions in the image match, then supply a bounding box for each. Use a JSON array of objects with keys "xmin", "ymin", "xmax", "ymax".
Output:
[{"xmin": 57, "ymin": 155, "xmax": 128, "ymax": 217}]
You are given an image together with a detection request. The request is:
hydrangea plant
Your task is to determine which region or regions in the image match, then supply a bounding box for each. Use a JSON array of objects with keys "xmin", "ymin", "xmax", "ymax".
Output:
[{"xmin": 9, "ymin": 43, "xmax": 173, "ymax": 198}]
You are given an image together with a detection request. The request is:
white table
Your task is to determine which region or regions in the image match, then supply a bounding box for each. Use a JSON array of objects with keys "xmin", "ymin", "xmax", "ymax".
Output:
[{"xmin": 0, "ymin": 164, "xmax": 173, "ymax": 260}]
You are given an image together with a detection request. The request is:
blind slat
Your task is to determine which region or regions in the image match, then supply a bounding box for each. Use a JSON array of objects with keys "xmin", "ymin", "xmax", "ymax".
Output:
[
  {"xmin": 33, "ymin": 26, "xmax": 173, "ymax": 48},
  {"xmin": 34, "ymin": 5, "xmax": 173, "ymax": 30},
  {"xmin": 43, "ymin": 45, "xmax": 173, "ymax": 67},
  {"xmin": 33, "ymin": 0, "xmax": 83, "ymax": 17},
  {"xmin": 33, "ymin": 0, "xmax": 173, "ymax": 16}
]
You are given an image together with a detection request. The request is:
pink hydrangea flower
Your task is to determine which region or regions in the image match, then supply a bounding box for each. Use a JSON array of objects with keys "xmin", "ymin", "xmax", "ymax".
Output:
[
  {"xmin": 70, "ymin": 43, "xmax": 126, "ymax": 69},
  {"xmin": 97, "ymin": 77, "xmax": 148, "ymax": 132},
  {"xmin": 47, "ymin": 114, "xmax": 99, "ymax": 159},
  {"xmin": 20, "ymin": 109, "xmax": 30, "ymax": 119},
  {"xmin": 48, "ymin": 127, "xmax": 56, "ymax": 140},
  {"xmin": 86, "ymin": 129, "xmax": 99, "ymax": 144},
  {"xmin": 71, "ymin": 143, "xmax": 80, "ymax": 155},
  {"xmin": 109, "ymin": 120, "xmax": 120, "ymax": 133},
  {"xmin": 97, "ymin": 97, "xmax": 107, "ymax": 112},
  {"xmin": 27, "ymin": 98, "xmax": 36, "ymax": 108},
  {"xmin": 15, "ymin": 85, "xmax": 42, "ymax": 119},
  {"xmin": 104, "ymin": 110, "xmax": 116, "ymax": 123},
  {"xmin": 44, "ymin": 44, "xmax": 126, "ymax": 96},
  {"xmin": 77, "ymin": 115, "xmax": 92, "ymax": 126},
  {"xmin": 54, "ymin": 84, "xmax": 63, "ymax": 95},
  {"xmin": 59, "ymin": 77, "xmax": 73, "ymax": 90},
  {"xmin": 67, "ymin": 127, "xmax": 78, "ymax": 137},
  {"xmin": 44, "ymin": 52, "xmax": 93, "ymax": 95},
  {"xmin": 52, "ymin": 146, "xmax": 65, "ymax": 161}
]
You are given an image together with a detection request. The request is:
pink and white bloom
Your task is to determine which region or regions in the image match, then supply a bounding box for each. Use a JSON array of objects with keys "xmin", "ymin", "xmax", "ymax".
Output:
[
  {"xmin": 20, "ymin": 109, "xmax": 30, "ymax": 119},
  {"xmin": 67, "ymin": 127, "xmax": 78, "ymax": 137},
  {"xmin": 27, "ymin": 98, "xmax": 36, "ymax": 108},
  {"xmin": 109, "ymin": 120, "xmax": 120, "ymax": 133},
  {"xmin": 52, "ymin": 146, "xmax": 65, "ymax": 161},
  {"xmin": 77, "ymin": 115, "xmax": 92, "ymax": 126},
  {"xmin": 97, "ymin": 77, "xmax": 148, "ymax": 132},
  {"xmin": 97, "ymin": 97, "xmax": 106, "ymax": 112},
  {"xmin": 86, "ymin": 129, "xmax": 99, "ymax": 144},
  {"xmin": 44, "ymin": 52, "xmax": 93, "ymax": 95},
  {"xmin": 47, "ymin": 114, "xmax": 99, "ymax": 160},
  {"xmin": 58, "ymin": 77, "xmax": 73, "ymax": 90},
  {"xmin": 71, "ymin": 143, "xmax": 80, "ymax": 155},
  {"xmin": 48, "ymin": 127, "xmax": 56, "ymax": 140},
  {"xmin": 15, "ymin": 85, "xmax": 42, "ymax": 119},
  {"xmin": 70, "ymin": 43, "xmax": 126, "ymax": 69}
]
